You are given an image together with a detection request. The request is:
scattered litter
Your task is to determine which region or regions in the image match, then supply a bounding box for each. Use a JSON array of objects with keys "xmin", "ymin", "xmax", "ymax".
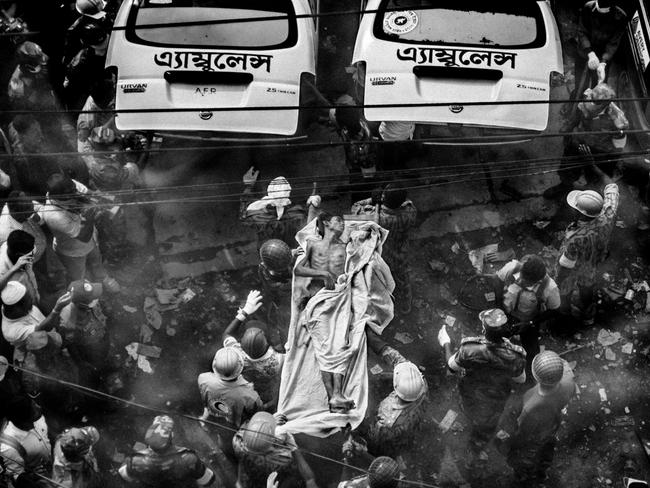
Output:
[
  {"xmin": 122, "ymin": 305, "xmax": 138, "ymax": 313},
  {"xmin": 597, "ymin": 329, "xmax": 621, "ymax": 347},
  {"xmin": 144, "ymin": 296, "xmax": 157, "ymax": 309},
  {"xmin": 438, "ymin": 409, "xmax": 459, "ymax": 433},
  {"xmin": 125, "ymin": 343, "xmax": 139, "ymax": 360},
  {"xmin": 155, "ymin": 288, "xmax": 178, "ymax": 305},
  {"xmin": 598, "ymin": 388, "xmax": 608, "ymax": 402},
  {"xmin": 140, "ymin": 324, "xmax": 154, "ymax": 343},
  {"xmin": 615, "ymin": 220, "xmax": 626, "ymax": 228},
  {"xmin": 533, "ymin": 220, "xmax": 551, "ymax": 229},
  {"xmin": 621, "ymin": 343, "xmax": 634, "ymax": 355},
  {"xmin": 484, "ymin": 292, "xmax": 496, "ymax": 302},
  {"xmin": 137, "ymin": 356, "xmax": 153, "ymax": 374},
  {"xmin": 468, "ymin": 244, "xmax": 498, "ymax": 273},
  {"xmin": 145, "ymin": 309, "xmax": 162, "ymax": 330},
  {"xmin": 394, "ymin": 332, "xmax": 414, "ymax": 344},
  {"xmin": 428, "ymin": 259, "xmax": 449, "ymax": 274},
  {"xmin": 450, "ymin": 242, "xmax": 462, "ymax": 254},
  {"xmin": 179, "ymin": 288, "xmax": 196, "ymax": 303},
  {"xmin": 166, "ymin": 327, "xmax": 176, "ymax": 337},
  {"xmin": 605, "ymin": 348, "xmax": 616, "ymax": 361},
  {"xmin": 137, "ymin": 344, "xmax": 162, "ymax": 358},
  {"xmin": 625, "ymin": 406, "xmax": 631, "ymax": 414},
  {"xmin": 611, "ymin": 416, "xmax": 635, "ymax": 427},
  {"xmin": 589, "ymin": 425, "xmax": 597, "ymax": 432},
  {"xmin": 444, "ymin": 315, "xmax": 456, "ymax": 327},
  {"xmin": 370, "ymin": 364, "xmax": 384, "ymax": 375}
]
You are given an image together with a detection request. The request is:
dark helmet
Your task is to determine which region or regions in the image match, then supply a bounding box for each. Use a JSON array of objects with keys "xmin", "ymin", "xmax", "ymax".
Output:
[
  {"xmin": 79, "ymin": 20, "xmax": 108, "ymax": 46},
  {"xmin": 241, "ymin": 327, "xmax": 268, "ymax": 359},
  {"xmin": 368, "ymin": 456, "xmax": 400, "ymax": 488},
  {"xmin": 16, "ymin": 41, "xmax": 48, "ymax": 74},
  {"xmin": 259, "ymin": 239, "xmax": 292, "ymax": 273},
  {"xmin": 144, "ymin": 416, "xmax": 174, "ymax": 452}
]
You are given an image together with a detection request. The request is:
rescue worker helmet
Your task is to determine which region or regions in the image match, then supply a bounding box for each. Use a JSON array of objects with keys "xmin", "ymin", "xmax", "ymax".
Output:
[
  {"xmin": 566, "ymin": 190, "xmax": 604, "ymax": 218},
  {"xmin": 241, "ymin": 412, "xmax": 276, "ymax": 453},
  {"xmin": 259, "ymin": 239, "xmax": 292, "ymax": 274},
  {"xmin": 78, "ymin": 20, "xmax": 108, "ymax": 46},
  {"xmin": 16, "ymin": 41, "xmax": 47, "ymax": 74},
  {"xmin": 532, "ymin": 351, "xmax": 565, "ymax": 387},
  {"xmin": 76, "ymin": 0, "xmax": 106, "ymax": 18},
  {"xmin": 478, "ymin": 308, "xmax": 508, "ymax": 329},
  {"xmin": 59, "ymin": 426, "xmax": 99, "ymax": 462},
  {"xmin": 144, "ymin": 415, "xmax": 174, "ymax": 452},
  {"xmin": 211, "ymin": 347, "xmax": 244, "ymax": 380},
  {"xmin": 240, "ymin": 327, "xmax": 268, "ymax": 360},
  {"xmin": 393, "ymin": 361, "xmax": 426, "ymax": 402},
  {"xmin": 368, "ymin": 456, "xmax": 400, "ymax": 488}
]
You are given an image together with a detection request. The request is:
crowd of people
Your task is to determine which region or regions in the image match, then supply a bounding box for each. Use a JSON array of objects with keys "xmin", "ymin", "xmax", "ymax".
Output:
[{"xmin": 0, "ymin": 0, "xmax": 645, "ymax": 487}]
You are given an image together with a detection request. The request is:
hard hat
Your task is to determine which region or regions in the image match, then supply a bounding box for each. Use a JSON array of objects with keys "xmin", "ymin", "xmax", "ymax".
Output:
[
  {"xmin": 393, "ymin": 361, "xmax": 425, "ymax": 402},
  {"xmin": 16, "ymin": 41, "xmax": 47, "ymax": 73},
  {"xmin": 478, "ymin": 308, "xmax": 508, "ymax": 329},
  {"xmin": 59, "ymin": 426, "xmax": 100, "ymax": 462},
  {"xmin": 266, "ymin": 177, "xmax": 291, "ymax": 200},
  {"xmin": 241, "ymin": 327, "xmax": 268, "ymax": 360},
  {"xmin": 259, "ymin": 239, "xmax": 292, "ymax": 273},
  {"xmin": 368, "ymin": 456, "xmax": 400, "ymax": 488},
  {"xmin": 566, "ymin": 190, "xmax": 604, "ymax": 218},
  {"xmin": 241, "ymin": 412, "xmax": 276, "ymax": 453},
  {"xmin": 1, "ymin": 281, "xmax": 26, "ymax": 306},
  {"xmin": 78, "ymin": 20, "xmax": 108, "ymax": 46},
  {"xmin": 76, "ymin": 0, "xmax": 106, "ymax": 19},
  {"xmin": 211, "ymin": 347, "xmax": 244, "ymax": 380},
  {"xmin": 144, "ymin": 415, "xmax": 174, "ymax": 451},
  {"xmin": 532, "ymin": 351, "xmax": 565, "ymax": 387}
]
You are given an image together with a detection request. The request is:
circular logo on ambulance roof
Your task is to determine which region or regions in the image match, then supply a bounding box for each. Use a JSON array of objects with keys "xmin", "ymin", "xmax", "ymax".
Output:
[
  {"xmin": 199, "ymin": 111, "xmax": 213, "ymax": 120},
  {"xmin": 383, "ymin": 11, "xmax": 418, "ymax": 35}
]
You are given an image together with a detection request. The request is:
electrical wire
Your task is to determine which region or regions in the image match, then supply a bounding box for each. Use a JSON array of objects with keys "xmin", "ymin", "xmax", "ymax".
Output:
[{"xmin": 0, "ymin": 452, "xmax": 69, "ymax": 488}]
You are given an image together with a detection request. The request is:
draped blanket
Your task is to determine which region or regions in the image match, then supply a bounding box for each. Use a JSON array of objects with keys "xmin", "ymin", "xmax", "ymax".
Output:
[{"xmin": 277, "ymin": 220, "xmax": 395, "ymax": 437}]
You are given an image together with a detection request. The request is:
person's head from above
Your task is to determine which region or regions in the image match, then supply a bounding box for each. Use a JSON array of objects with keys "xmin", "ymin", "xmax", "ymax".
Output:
[
  {"xmin": 316, "ymin": 212, "xmax": 345, "ymax": 238},
  {"xmin": 566, "ymin": 189, "xmax": 604, "ymax": 220},
  {"xmin": 393, "ymin": 361, "xmax": 426, "ymax": 403},
  {"xmin": 479, "ymin": 308, "xmax": 508, "ymax": 342},
  {"xmin": 211, "ymin": 346, "xmax": 244, "ymax": 381},
  {"xmin": 12, "ymin": 114, "xmax": 44, "ymax": 149},
  {"xmin": 69, "ymin": 279, "xmax": 103, "ymax": 309},
  {"xmin": 532, "ymin": 350, "xmax": 565, "ymax": 393},
  {"xmin": 47, "ymin": 173, "xmax": 80, "ymax": 205},
  {"xmin": 144, "ymin": 415, "xmax": 174, "ymax": 452},
  {"xmin": 76, "ymin": 0, "xmax": 106, "ymax": 19},
  {"xmin": 7, "ymin": 191, "xmax": 35, "ymax": 224},
  {"xmin": 59, "ymin": 426, "xmax": 100, "ymax": 463},
  {"xmin": 518, "ymin": 254, "xmax": 547, "ymax": 287},
  {"xmin": 90, "ymin": 73, "xmax": 116, "ymax": 109},
  {"xmin": 241, "ymin": 411, "xmax": 276, "ymax": 454},
  {"xmin": 16, "ymin": 41, "xmax": 48, "ymax": 77},
  {"xmin": 368, "ymin": 456, "xmax": 400, "ymax": 488},
  {"xmin": 579, "ymin": 82, "xmax": 615, "ymax": 118},
  {"xmin": 6, "ymin": 396, "xmax": 40, "ymax": 431},
  {"xmin": 381, "ymin": 183, "xmax": 407, "ymax": 210},
  {"xmin": 6, "ymin": 229, "xmax": 34, "ymax": 265},
  {"xmin": 259, "ymin": 239, "xmax": 292, "ymax": 276},
  {"xmin": 335, "ymin": 105, "xmax": 362, "ymax": 138},
  {"xmin": 1, "ymin": 280, "xmax": 33, "ymax": 319},
  {"xmin": 79, "ymin": 19, "xmax": 108, "ymax": 51},
  {"xmin": 241, "ymin": 327, "xmax": 269, "ymax": 360}
]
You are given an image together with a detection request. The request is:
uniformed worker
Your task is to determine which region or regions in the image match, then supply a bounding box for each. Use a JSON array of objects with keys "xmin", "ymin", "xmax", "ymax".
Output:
[
  {"xmin": 232, "ymin": 411, "xmax": 318, "ymax": 488},
  {"xmin": 497, "ymin": 351, "xmax": 576, "ymax": 488},
  {"xmin": 338, "ymin": 455, "xmax": 401, "ymax": 488},
  {"xmin": 119, "ymin": 415, "xmax": 215, "ymax": 488},
  {"xmin": 350, "ymin": 183, "xmax": 417, "ymax": 314},
  {"xmin": 197, "ymin": 346, "xmax": 263, "ymax": 459},
  {"xmin": 367, "ymin": 360, "xmax": 428, "ymax": 458},
  {"xmin": 222, "ymin": 290, "xmax": 285, "ymax": 409},
  {"xmin": 52, "ymin": 426, "xmax": 101, "ymax": 488},
  {"xmin": 556, "ymin": 169, "xmax": 619, "ymax": 327},
  {"xmin": 438, "ymin": 308, "xmax": 526, "ymax": 469},
  {"xmin": 240, "ymin": 168, "xmax": 321, "ymax": 247}
]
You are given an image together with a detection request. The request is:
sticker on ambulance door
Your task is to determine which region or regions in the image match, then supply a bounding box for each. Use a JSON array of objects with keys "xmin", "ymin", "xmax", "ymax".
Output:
[{"xmin": 383, "ymin": 11, "xmax": 418, "ymax": 35}]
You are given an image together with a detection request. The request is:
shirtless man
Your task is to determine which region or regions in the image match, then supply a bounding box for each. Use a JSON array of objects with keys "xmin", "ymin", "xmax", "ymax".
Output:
[{"xmin": 294, "ymin": 212, "xmax": 353, "ymax": 412}]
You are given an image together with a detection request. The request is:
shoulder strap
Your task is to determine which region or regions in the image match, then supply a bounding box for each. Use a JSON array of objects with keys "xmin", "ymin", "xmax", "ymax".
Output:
[
  {"xmin": 535, "ymin": 275, "xmax": 550, "ymax": 304},
  {"xmin": 0, "ymin": 433, "xmax": 27, "ymax": 460}
]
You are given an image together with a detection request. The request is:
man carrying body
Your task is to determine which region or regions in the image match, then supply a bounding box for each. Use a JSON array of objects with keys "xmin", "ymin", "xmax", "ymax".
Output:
[{"xmin": 294, "ymin": 212, "xmax": 350, "ymax": 411}]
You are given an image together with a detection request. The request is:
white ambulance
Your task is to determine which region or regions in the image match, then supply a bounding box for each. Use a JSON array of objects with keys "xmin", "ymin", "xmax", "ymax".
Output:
[
  {"xmin": 105, "ymin": 0, "xmax": 319, "ymax": 140},
  {"xmin": 351, "ymin": 0, "xmax": 563, "ymax": 142}
]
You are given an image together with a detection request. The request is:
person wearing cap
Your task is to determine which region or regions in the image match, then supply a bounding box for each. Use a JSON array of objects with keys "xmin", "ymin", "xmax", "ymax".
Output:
[
  {"xmin": 240, "ymin": 167, "xmax": 321, "ymax": 247},
  {"xmin": 544, "ymin": 82, "xmax": 628, "ymax": 198},
  {"xmin": 338, "ymin": 455, "xmax": 401, "ymax": 488},
  {"xmin": 2, "ymin": 281, "xmax": 71, "ymax": 363},
  {"xmin": 7, "ymin": 41, "xmax": 55, "ymax": 112},
  {"xmin": 556, "ymin": 167, "xmax": 619, "ymax": 326},
  {"xmin": 222, "ymin": 290, "xmax": 285, "ymax": 409},
  {"xmin": 38, "ymin": 173, "xmax": 120, "ymax": 293},
  {"xmin": 197, "ymin": 346, "xmax": 263, "ymax": 459},
  {"xmin": 495, "ymin": 254, "xmax": 561, "ymax": 374},
  {"xmin": 58, "ymin": 279, "xmax": 108, "ymax": 373},
  {"xmin": 52, "ymin": 426, "xmax": 101, "ymax": 488},
  {"xmin": 0, "ymin": 229, "xmax": 39, "ymax": 305},
  {"xmin": 233, "ymin": 411, "xmax": 319, "ymax": 488},
  {"xmin": 119, "ymin": 415, "xmax": 215, "ymax": 487},
  {"xmin": 351, "ymin": 183, "xmax": 417, "ymax": 314},
  {"xmin": 0, "ymin": 191, "xmax": 46, "ymax": 262},
  {"xmin": 497, "ymin": 351, "xmax": 576, "ymax": 487},
  {"xmin": 0, "ymin": 396, "xmax": 51, "ymax": 484},
  {"xmin": 438, "ymin": 308, "xmax": 526, "ymax": 470}
]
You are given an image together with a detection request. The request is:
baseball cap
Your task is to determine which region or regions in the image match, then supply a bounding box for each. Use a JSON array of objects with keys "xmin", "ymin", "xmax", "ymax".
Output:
[
  {"xmin": 566, "ymin": 190, "xmax": 604, "ymax": 218},
  {"xmin": 69, "ymin": 280, "xmax": 103, "ymax": 304},
  {"xmin": 1, "ymin": 281, "xmax": 27, "ymax": 305},
  {"xmin": 478, "ymin": 308, "xmax": 508, "ymax": 328}
]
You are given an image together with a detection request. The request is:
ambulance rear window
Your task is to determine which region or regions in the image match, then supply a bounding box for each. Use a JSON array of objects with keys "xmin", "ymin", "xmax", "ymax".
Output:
[
  {"xmin": 375, "ymin": 0, "xmax": 545, "ymax": 49},
  {"xmin": 128, "ymin": 0, "xmax": 297, "ymax": 49}
]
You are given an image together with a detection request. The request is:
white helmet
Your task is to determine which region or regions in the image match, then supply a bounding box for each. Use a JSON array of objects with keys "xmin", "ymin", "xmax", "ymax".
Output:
[{"xmin": 393, "ymin": 361, "xmax": 426, "ymax": 402}]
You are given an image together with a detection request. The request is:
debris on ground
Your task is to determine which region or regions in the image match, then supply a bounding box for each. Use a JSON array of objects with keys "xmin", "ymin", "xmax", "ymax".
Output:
[
  {"xmin": 597, "ymin": 329, "xmax": 622, "ymax": 347},
  {"xmin": 122, "ymin": 305, "xmax": 138, "ymax": 313},
  {"xmin": 533, "ymin": 220, "xmax": 551, "ymax": 229},
  {"xmin": 394, "ymin": 332, "xmax": 414, "ymax": 344},
  {"xmin": 438, "ymin": 409, "xmax": 459, "ymax": 434},
  {"xmin": 468, "ymin": 243, "xmax": 498, "ymax": 273},
  {"xmin": 370, "ymin": 364, "xmax": 383, "ymax": 375}
]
